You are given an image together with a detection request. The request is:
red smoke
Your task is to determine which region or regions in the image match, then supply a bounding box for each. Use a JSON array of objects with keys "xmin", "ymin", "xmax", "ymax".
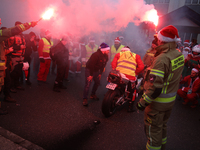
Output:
[{"xmin": 27, "ymin": 0, "xmax": 156, "ymax": 39}]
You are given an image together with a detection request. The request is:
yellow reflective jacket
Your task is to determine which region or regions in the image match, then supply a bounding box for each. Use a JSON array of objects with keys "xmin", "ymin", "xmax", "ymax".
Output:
[
  {"xmin": 110, "ymin": 44, "xmax": 124, "ymax": 61},
  {"xmin": 39, "ymin": 38, "xmax": 53, "ymax": 59},
  {"xmin": 142, "ymin": 42, "xmax": 184, "ymax": 111},
  {"xmin": 85, "ymin": 44, "xmax": 98, "ymax": 61},
  {"xmin": 116, "ymin": 51, "xmax": 137, "ymax": 77}
]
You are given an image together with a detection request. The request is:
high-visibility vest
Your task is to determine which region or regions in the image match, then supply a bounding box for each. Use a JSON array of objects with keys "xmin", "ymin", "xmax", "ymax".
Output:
[
  {"xmin": 111, "ymin": 44, "xmax": 124, "ymax": 61},
  {"xmin": 85, "ymin": 44, "xmax": 98, "ymax": 61},
  {"xmin": 42, "ymin": 38, "xmax": 53, "ymax": 53},
  {"xmin": 41, "ymin": 38, "xmax": 53, "ymax": 58},
  {"xmin": 116, "ymin": 51, "xmax": 137, "ymax": 77}
]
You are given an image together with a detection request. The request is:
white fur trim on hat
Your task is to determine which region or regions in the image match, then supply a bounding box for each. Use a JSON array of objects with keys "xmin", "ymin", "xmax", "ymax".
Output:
[
  {"xmin": 192, "ymin": 44, "xmax": 200, "ymax": 53},
  {"xmin": 114, "ymin": 37, "xmax": 121, "ymax": 43},
  {"xmin": 184, "ymin": 40, "xmax": 190, "ymax": 44},
  {"xmin": 121, "ymin": 47, "xmax": 130, "ymax": 51},
  {"xmin": 184, "ymin": 47, "xmax": 191, "ymax": 51},
  {"xmin": 192, "ymin": 68, "xmax": 199, "ymax": 73},
  {"xmin": 100, "ymin": 47, "xmax": 110, "ymax": 51},
  {"xmin": 157, "ymin": 31, "xmax": 178, "ymax": 42},
  {"xmin": 157, "ymin": 25, "xmax": 179, "ymax": 42}
]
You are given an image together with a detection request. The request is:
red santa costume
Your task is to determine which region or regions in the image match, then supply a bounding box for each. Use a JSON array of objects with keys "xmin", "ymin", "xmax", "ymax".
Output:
[{"xmin": 177, "ymin": 68, "xmax": 200, "ymax": 108}]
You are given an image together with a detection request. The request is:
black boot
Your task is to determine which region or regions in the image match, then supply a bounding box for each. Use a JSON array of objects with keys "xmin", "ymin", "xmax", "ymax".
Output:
[
  {"xmin": 127, "ymin": 101, "xmax": 135, "ymax": 112},
  {"xmin": 4, "ymin": 95, "xmax": 16, "ymax": 103},
  {"xmin": 59, "ymin": 82, "xmax": 67, "ymax": 89},
  {"xmin": 53, "ymin": 83, "xmax": 61, "ymax": 92}
]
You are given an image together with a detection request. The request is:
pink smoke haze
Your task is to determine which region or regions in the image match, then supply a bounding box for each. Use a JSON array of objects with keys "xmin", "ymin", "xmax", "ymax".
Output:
[{"xmin": 26, "ymin": 0, "xmax": 155, "ymax": 38}]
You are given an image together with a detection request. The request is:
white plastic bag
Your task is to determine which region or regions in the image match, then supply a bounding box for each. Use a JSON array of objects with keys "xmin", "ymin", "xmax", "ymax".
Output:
[{"xmin": 22, "ymin": 62, "xmax": 29, "ymax": 71}]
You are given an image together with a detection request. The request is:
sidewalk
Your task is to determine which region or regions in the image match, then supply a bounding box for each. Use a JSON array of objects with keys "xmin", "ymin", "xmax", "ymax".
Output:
[{"xmin": 0, "ymin": 127, "xmax": 44, "ymax": 150}]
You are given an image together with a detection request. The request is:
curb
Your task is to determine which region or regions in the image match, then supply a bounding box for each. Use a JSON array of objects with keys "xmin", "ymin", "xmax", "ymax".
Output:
[{"xmin": 0, "ymin": 127, "xmax": 44, "ymax": 150}]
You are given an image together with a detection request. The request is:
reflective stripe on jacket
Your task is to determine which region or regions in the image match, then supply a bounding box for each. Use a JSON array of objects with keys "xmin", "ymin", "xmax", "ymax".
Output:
[
  {"xmin": 11, "ymin": 35, "xmax": 26, "ymax": 57},
  {"xmin": 111, "ymin": 44, "xmax": 124, "ymax": 61},
  {"xmin": 116, "ymin": 51, "xmax": 137, "ymax": 77},
  {"xmin": 143, "ymin": 42, "xmax": 184, "ymax": 111}
]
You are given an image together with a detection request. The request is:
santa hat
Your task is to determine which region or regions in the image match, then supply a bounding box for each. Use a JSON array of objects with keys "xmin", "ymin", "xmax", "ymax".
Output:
[
  {"xmin": 176, "ymin": 38, "xmax": 181, "ymax": 43},
  {"xmin": 157, "ymin": 25, "xmax": 179, "ymax": 42},
  {"xmin": 184, "ymin": 40, "xmax": 190, "ymax": 44},
  {"xmin": 184, "ymin": 47, "xmax": 191, "ymax": 51},
  {"xmin": 89, "ymin": 36, "xmax": 95, "ymax": 42},
  {"xmin": 121, "ymin": 46, "xmax": 130, "ymax": 52},
  {"xmin": 192, "ymin": 44, "xmax": 200, "ymax": 53},
  {"xmin": 192, "ymin": 68, "xmax": 199, "ymax": 73},
  {"xmin": 99, "ymin": 43, "xmax": 110, "ymax": 51},
  {"xmin": 114, "ymin": 37, "xmax": 121, "ymax": 43}
]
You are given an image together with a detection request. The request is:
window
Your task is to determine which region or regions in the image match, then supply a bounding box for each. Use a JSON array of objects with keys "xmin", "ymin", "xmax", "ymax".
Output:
[
  {"xmin": 185, "ymin": 0, "xmax": 200, "ymax": 4},
  {"xmin": 152, "ymin": 0, "xmax": 169, "ymax": 4},
  {"xmin": 145, "ymin": 0, "xmax": 150, "ymax": 4},
  {"xmin": 192, "ymin": 0, "xmax": 198, "ymax": 4},
  {"xmin": 185, "ymin": 0, "xmax": 192, "ymax": 4},
  {"xmin": 153, "ymin": 0, "xmax": 159, "ymax": 3}
]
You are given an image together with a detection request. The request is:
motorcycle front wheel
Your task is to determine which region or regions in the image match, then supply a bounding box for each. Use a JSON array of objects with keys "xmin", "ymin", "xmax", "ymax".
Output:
[{"xmin": 101, "ymin": 89, "xmax": 121, "ymax": 117}]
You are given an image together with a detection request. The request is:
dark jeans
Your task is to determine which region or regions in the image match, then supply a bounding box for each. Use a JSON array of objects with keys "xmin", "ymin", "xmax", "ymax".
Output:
[
  {"xmin": 83, "ymin": 68, "xmax": 101, "ymax": 99},
  {"xmin": 10, "ymin": 63, "xmax": 23, "ymax": 88},
  {"xmin": 127, "ymin": 81, "xmax": 135, "ymax": 101},
  {"xmin": 3, "ymin": 69, "xmax": 11, "ymax": 96},
  {"xmin": 55, "ymin": 60, "xmax": 68, "ymax": 83}
]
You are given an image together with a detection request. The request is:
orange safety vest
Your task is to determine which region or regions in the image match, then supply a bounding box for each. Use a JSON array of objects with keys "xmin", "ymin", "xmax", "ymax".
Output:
[
  {"xmin": 85, "ymin": 44, "xmax": 98, "ymax": 61},
  {"xmin": 111, "ymin": 44, "xmax": 124, "ymax": 61},
  {"xmin": 116, "ymin": 51, "xmax": 137, "ymax": 77}
]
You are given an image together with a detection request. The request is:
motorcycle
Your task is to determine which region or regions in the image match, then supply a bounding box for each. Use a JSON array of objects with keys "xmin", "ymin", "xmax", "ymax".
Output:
[{"xmin": 101, "ymin": 70, "xmax": 138, "ymax": 117}]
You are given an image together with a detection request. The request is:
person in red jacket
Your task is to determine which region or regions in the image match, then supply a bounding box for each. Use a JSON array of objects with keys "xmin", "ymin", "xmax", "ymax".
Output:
[
  {"xmin": 177, "ymin": 68, "xmax": 200, "ymax": 108},
  {"xmin": 111, "ymin": 46, "xmax": 144, "ymax": 112},
  {"xmin": 37, "ymin": 30, "xmax": 53, "ymax": 83}
]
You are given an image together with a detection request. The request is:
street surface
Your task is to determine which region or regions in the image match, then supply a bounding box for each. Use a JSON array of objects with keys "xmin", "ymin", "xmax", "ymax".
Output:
[{"xmin": 0, "ymin": 67, "xmax": 200, "ymax": 150}]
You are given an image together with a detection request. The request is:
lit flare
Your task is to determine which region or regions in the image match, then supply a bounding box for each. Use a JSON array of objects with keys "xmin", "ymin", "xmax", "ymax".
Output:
[
  {"xmin": 42, "ymin": 8, "xmax": 54, "ymax": 20},
  {"xmin": 38, "ymin": 8, "xmax": 55, "ymax": 22},
  {"xmin": 146, "ymin": 9, "xmax": 159, "ymax": 26}
]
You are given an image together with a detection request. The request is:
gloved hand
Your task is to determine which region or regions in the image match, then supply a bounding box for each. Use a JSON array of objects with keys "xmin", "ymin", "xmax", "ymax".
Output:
[
  {"xmin": 136, "ymin": 101, "xmax": 146, "ymax": 111},
  {"xmin": 22, "ymin": 23, "xmax": 31, "ymax": 30},
  {"xmin": 39, "ymin": 58, "xmax": 45, "ymax": 63},
  {"xmin": 29, "ymin": 21, "xmax": 37, "ymax": 27}
]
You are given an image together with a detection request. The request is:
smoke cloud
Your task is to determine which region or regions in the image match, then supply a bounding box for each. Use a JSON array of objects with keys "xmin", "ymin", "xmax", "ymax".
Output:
[
  {"xmin": 0, "ymin": 0, "xmax": 157, "ymax": 56},
  {"xmin": 25, "ymin": 0, "xmax": 155, "ymax": 38}
]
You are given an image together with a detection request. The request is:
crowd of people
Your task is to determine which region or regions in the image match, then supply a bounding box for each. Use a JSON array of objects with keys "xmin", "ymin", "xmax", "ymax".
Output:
[{"xmin": 0, "ymin": 17, "xmax": 199, "ymax": 150}]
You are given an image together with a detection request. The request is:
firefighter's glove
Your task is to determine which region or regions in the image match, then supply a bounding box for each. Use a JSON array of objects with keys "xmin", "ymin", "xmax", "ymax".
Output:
[
  {"xmin": 39, "ymin": 58, "xmax": 45, "ymax": 63},
  {"xmin": 136, "ymin": 101, "xmax": 146, "ymax": 111},
  {"xmin": 22, "ymin": 23, "xmax": 31, "ymax": 30},
  {"xmin": 29, "ymin": 21, "xmax": 37, "ymax": 27}
]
